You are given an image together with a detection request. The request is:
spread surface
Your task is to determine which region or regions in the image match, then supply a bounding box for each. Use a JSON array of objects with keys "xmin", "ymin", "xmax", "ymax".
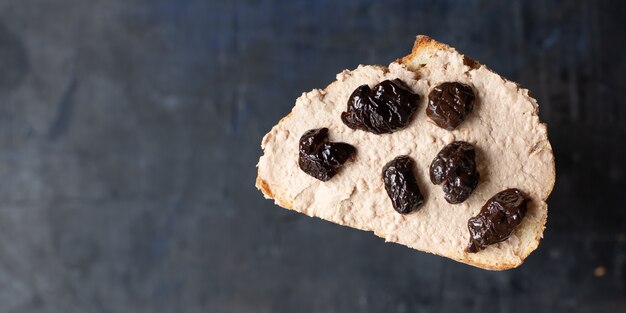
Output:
[{"xmin": 257, "ymin": 51, "xmax": 554, "ymax": 267}]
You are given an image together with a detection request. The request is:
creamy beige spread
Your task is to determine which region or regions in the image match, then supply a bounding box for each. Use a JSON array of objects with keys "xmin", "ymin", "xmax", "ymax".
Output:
[{"xmin": 257, "ymin": 50, "xmax": 554, "ymax": 267}]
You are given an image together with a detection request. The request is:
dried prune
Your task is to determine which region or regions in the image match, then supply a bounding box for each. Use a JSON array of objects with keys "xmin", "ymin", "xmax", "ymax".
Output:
[
  {"xmin": 298, "ymin": 128, "xmax": 356, "ymax": 181},
  {"xmin": 427, "ymin": 82, "xmax": 475, "ymax": 130},
  {"xmin": 466, "ymin": 189, "xmax": 529, "ymax": 253},
  {"xmin": 382, "ymin": 156, "xmax": 425, "ymax": 214},
  {"xmin": 341, "ymin": 79, "xmax": 420, "ymax": 134},
  {"xmin": 429, "ymin": 141, "xmax": 480, "ymax": 204}
]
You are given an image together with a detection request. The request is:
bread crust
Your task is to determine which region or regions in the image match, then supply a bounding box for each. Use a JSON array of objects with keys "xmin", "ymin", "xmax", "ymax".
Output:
[
  {"xmin": 399, "ymin": 35, "xmax": 454, "ymax": 64},
  {"xmin": 256, "ymin": 35, "xmax": 555, "ymax": 270}
]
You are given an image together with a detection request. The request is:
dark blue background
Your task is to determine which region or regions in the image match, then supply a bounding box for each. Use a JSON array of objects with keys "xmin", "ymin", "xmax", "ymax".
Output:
[{"xmin": 0, "ymin": 1, "xmax": 625, "ymax": 312}]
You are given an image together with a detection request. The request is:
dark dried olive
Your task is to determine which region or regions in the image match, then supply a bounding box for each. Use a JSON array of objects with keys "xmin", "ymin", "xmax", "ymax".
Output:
[
  {"xmin": 429, "ymin": 141, "xmax": 479, "ymax": 204},
  {"xmin": 466, "ymin": 189, "xmax": 529, "ymax": 253},
  {"xmin": 298, "ymin": 128, "xmax": 356, "ymax": 181},
  {"xmin": 341, "ymin": 79, "xmax": 420, "ymax": 134},
  {"xmin": 427, "ymin": 82, "xmax": 475, "ymax": 130},
  {"xmin": 382, "ymin": 156, "xmax": 425, "ymax": 214}
]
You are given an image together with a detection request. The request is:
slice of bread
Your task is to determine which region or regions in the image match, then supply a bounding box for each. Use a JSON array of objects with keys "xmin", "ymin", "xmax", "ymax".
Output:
[{"xmin": 256, "ymin": 35, "xmax": 555, "ymax": 270}]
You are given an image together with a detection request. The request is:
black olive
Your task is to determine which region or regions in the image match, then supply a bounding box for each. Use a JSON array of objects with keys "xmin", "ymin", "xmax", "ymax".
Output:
[
  {"xmin": 298, "ymin": 128, "xmax": 356, "ymax": 181},
  {"xmin": 427, "ymin": 82, "xmax": 475, "ymax": 130},
  {"xmin": 467, "ymin": 189, "xmax": 529, "ymax": 253},
  {"xmin": 341, "ymin": 79, "xmax": 420, "ymax": 134},
  {"xmin": 429, "ymin": 141, "xmax": 480, "ymax": 204},
  {"xmin": 382, "ymin": 156, "xmax": 425, "ymax": 214}
]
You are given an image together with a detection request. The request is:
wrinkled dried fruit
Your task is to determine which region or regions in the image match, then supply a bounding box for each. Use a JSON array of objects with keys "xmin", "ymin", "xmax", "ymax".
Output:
[
  {"xmin": 427, "ymin": 82, "xmax": 475, "ymax": 130},
  {"xmin": 429, "ymin": 141, "xmax": 480, "ymax": 204},
  {"xmin": 467, "ymin": 188, "xmax": 529, "ymax": 253},
  {"xmin": 341, "ymin": 79, "xmax": 420, "ymax": 134},
  {"xmin": 382, "ymin": 156, "xmax": 425, "ymax": 214},
  {"xmin": 298, "ymin": 128, "xmax": 356, "ymax": 181}
]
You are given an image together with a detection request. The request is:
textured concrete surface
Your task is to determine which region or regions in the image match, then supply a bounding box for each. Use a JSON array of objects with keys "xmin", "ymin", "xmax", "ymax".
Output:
[{"xmin": 0, "ymin": 0, "xmax": 625, "ymax": 312}]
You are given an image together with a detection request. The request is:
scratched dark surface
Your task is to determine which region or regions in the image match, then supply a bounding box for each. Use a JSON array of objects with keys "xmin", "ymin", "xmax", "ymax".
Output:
[{"xmin": 0, "ymin": 0, "xmax": 625, "ymax": 312}]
